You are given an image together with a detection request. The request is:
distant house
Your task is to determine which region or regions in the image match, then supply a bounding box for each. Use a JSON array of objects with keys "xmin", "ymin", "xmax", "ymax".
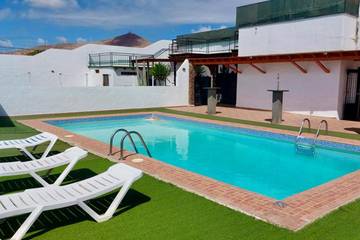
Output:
[
  {"xmin": 0, "ymin": 40, "xmax": 172, "ymax": 88},
  {"xmin": 170, "ymin": 0, "xmax": 360, "ymax": 120}
]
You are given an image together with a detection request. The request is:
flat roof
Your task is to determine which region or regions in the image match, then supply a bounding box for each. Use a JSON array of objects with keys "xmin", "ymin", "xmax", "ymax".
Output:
[{"xmin": 236, "ymin": 0, "xmax": 360, "ymax": 28}]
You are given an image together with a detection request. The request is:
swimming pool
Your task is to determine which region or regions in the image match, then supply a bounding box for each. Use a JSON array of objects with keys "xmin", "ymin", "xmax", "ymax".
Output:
[{"xmin": 48, "ymin": 114, "xmax": 360, "ymax": 200}]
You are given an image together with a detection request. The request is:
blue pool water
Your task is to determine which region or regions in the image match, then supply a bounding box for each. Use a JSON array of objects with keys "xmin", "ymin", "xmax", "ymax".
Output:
[{"xmin": 48, "ymin": 114, "xmax": 360, "ymax": 200}]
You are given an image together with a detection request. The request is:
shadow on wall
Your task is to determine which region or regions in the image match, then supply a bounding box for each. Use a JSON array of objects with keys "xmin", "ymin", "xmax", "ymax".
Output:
[{"xmin": 0, "ymin": 104, "xmax": 15, "ymax": 127}]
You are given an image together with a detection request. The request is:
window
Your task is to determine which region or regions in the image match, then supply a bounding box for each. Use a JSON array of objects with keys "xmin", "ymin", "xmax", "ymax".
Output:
[
  {"xmin": 103, "ymin": 74, "xmax": 110, "ymax": 86},
  {"xmin": 121, "ymin": 71, "xmax": 137, "ymax": 76}
]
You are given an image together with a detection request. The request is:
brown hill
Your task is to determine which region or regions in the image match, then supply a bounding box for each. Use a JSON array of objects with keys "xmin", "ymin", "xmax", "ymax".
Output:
[
  {"xmin": 7, "ymin": 32, "xmax": 150, "ymax": 55},
  {"xmin": 102, "ymin": 32, "xmax": 150, "ymax": 47}
]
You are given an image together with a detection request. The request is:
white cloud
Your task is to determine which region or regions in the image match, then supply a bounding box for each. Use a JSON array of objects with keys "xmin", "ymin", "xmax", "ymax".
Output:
[
  {"xmin": 20, "ymin": 0, "xmax": 266, "ymax": 28},
  {"xmin": 24, "ymin": 0, "xmax": 78, "ymax": 9},
  {"xmin": 37, "ymin": 38, "xmax": 46, "ymax": 45},
  {"xmin": 0, "ymin": 39, "xmax": 13, "ymax": 48},
  {"xmin": 0, "ymin": 8, "xmax": 11, "ymax": 20},
  {"xmin": 191, "ymin": 25, "xmax": 227, "ymax": 33},
  {"xmin": 56, "ymin": 36, "xmax": 67, "ymax": 43},
  {"xmin": 76, "ymin": 37, "xmax": 87, "ymax": 43}
]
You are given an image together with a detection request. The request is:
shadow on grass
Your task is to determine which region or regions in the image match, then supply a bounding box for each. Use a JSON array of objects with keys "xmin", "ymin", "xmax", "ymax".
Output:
[
  {"xmin": 344, "ymin": 128, "xmax": 360, "ymax": 135},
  {"xmin": 0, "ymin": 117, "xmax": 15, "ymax": 128},
  {"xmin": 0, "ymin": 151, "xmax": 61, "ymax": 163},
  {"xmin": 0, "ymin": 105, "xmax": 14, "ymax": 128},
  {"xmin": 0, "ymin": 167, "xmax": 93, "ymax": 194},
  {"xmin": 264, "ymin": 118, "xmax": 285, "ymax": 123},
  {"xmin": 0, "ymin": 169, "xmax": 150, "ymax": 240}
]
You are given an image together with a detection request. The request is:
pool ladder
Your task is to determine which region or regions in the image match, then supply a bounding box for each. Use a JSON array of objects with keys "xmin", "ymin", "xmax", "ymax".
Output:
[
  {"xmin": 296, "ymin": 118, "xmax": 328, "ymax": 153},
  {"xmin": 108, "ymin": 128, "xmax": 152, "ymax": 160}
]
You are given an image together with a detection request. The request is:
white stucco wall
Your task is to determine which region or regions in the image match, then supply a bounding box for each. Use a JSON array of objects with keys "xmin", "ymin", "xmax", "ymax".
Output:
[
  {"xmin": 0, "ymin": 40, "xmax": 171, "ymax": 88},
  {"xmin": 0, "ymin": 86, "xmax": 186, "ymax": 116},
  {"xmin": 238, "ymin": 14, "xmax": 359, "ymax": 57},
  {"xmin": 0, "ymin": 59, "xmax": 190, "ymax": 116},
  {"xmin": 236, "ymin": 61, "xmax": 345, "ymax": 119}
]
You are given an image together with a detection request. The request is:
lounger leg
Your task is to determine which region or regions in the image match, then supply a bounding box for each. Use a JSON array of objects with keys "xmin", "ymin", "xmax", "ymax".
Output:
[
  {"xmin": 29, "ymin": 172, "xmax": 50, "ymax": 187},
  {"xmin": 27, "ymin": 157, "xmax": 80, "ymax": 187},
  {"xmin": 19, "ymin": 137, "xmax": 57, "ymax": 161},
  {"xmin": 19, "ymin": 147, "xmax": 37, "ymax": 161},
  {"xmin": 53, "ymin": 158, "xmax": 81, "ymax": 186},
  {"xmin": 40, "ymin": 138, "xmax": 57, "ymax": 159},
  {"xmin": 11, "ymin": 207, "xmax": 43, "ymax": 240},
  {"xmin": 78, "ymin": 180, "xmax": 134, "ymax": 223}
]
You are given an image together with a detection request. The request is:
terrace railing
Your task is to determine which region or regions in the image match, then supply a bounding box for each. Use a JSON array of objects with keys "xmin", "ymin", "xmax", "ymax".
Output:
[
  {"xmin": 169, "ymin": 38, "xmax": 238, "ymax": 55},
  {"xmin": 89, "ymin": 49, "xmax": 170, "ymax": 68},
  {"xmin": 89, "ymin": 52, "xmax": 133, "ymax": 68},
  {"xmin": 89, "ymin": 52, "xmax": 163, "ymax": 68},
  {"xmin": 136, "ymin": 48, "xmax": 169, "ymax": 61}
]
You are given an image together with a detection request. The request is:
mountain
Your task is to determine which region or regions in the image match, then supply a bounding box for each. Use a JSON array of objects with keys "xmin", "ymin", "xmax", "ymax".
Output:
[
  {"xmin": 101, "ymin": 32, "xmax": 150, "ymax": 47},
  {"xmin": 6, "ymin": 32, "xmax": 150, "ymax": 56}
]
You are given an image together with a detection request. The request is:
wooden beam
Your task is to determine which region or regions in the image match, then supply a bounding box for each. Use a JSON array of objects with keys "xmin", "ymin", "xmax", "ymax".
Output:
[
  {"xmin": 291, "ymin": 61, "xmax": 307, "ymax": 74},
  {"xmin": 189, "ymin": 50, "xmax": 360, "ymax": 66},
  {"xmin": 250, "ymin": 63, "xmax": 266, "ymax": 74},
  {"xmin": 315, "ymin": 60, "xmax": 331, "ymax": 73},
  {"xmin": 227, "ymin": 64, "xmax": 242, "ymax": 74}
]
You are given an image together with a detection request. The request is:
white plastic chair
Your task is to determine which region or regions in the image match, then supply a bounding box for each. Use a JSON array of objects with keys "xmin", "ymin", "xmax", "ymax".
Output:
[
  {"xmin": 0, "ymin": 132, "xmax": 58, "ymax": 160},
  {"xmin": 0, "ymin": 147, "xmax": 87, "ymax": 186},
  {"xmin": 0, "ymin": 163, "xmax": 143, "ymax": 240}
]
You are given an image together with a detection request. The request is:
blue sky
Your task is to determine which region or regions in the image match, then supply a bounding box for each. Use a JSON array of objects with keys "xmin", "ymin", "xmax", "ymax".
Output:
[{"xmin": 0, "ymin": 0, "xmax": 264, "ymax": 49}]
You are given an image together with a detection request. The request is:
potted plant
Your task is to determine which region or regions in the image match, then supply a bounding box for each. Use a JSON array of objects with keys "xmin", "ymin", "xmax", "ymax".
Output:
[{"xmin": 150, "ymin": 63, "xmax": 171, "ymax": 86}]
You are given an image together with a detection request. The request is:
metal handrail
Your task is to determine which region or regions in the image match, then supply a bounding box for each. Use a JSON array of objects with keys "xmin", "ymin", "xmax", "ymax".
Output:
[
  {"xmin": 169, "ymin": 37, "xmax": 238, "ymax": 55},
  {"xmin": 120, "ymin": 131, "xmax": 152, "ymax": 160},
  {"xmin": 296, "ymin": 119, "xmax": 329, "ymax": 152},
  {"xmin": 297, "ymin": 118, "xmax": 311, "ymax": 139},
  {"xmin": 315, "ymin": 120, "xmax": 329, "ymax": 140},
  {"xmin": 108, "ymin": 129, "xmax": 138, "ymax": 156}
]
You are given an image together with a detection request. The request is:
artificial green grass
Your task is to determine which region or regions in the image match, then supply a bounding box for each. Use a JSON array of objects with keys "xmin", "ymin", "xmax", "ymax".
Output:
[{"xmin": 1, "ymin": 118, "xmax": 360, "ymax": 239}]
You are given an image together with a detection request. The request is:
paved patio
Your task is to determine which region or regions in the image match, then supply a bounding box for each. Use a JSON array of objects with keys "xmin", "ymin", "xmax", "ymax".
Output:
[{"xmin": 170, "ymin": 106, "xmax": 360, "ymax": 135}]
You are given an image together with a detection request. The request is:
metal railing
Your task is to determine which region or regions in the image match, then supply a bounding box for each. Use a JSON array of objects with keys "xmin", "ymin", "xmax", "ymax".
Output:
[
  {"xmin": 135, "ymin": 48, "xmax": 169, "ymax": 61},
  {"xmin": 297, "ymin": 118, "xmax": 311, "ymax": 139},
  {"xmin": 89, "ymin": 48, "xmax": 170, "ymax": 68},
  {"xmin": 108, "ymin": 128, "xmax": 152, "ymax": 160},
  {"xmin": 120, "ymin": 131, "xmax": 151, "ymax": 160},
  {"xmin": 295, "ymin": 118, "xmax": 329, "ymax": 153},
  {"xmin": 314, "ymin": 120, "xmax": 329, "ymax": 143},
  {"xmin": 108, "ymin": 129, "xmax": 137, "ymax": 155},
  {"xmin": 295, "ymin": 118, "xmax": 314, "ymax": 153},
  {"xmin": 89, "ymin": 52, "xmax": 134, "ymax": 68},
  {"xmin": 89, "ymin": 52, "xmax": 162, "ymax": 68},
  {"xmin": 169, "ymin": 38, "xmax": 238, "ymax": 55}
]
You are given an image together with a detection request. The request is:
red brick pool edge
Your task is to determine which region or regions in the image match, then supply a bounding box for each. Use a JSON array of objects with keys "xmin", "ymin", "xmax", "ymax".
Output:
[{"xmin": 19, "ymin": 112, "xmax": 360, "ymax": 231}]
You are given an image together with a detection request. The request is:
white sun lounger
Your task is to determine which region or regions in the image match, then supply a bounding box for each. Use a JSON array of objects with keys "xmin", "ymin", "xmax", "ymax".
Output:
[
  {"xmin": 0, "ymin": 147, "xmax": 88, "ymax": 187},
  {"xmin": 0, "ymin": 132, "xmax": 58, "ymax": 160},
  {"xmin": 0, "ymin": 163, "xmax": 143, "ymax": 240}
]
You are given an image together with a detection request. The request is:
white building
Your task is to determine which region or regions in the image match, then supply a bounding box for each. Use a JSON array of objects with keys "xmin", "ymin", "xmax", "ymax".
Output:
[
  {"xmin": 0, "ymin": 40, "xmax": 191, "ymax": 116},
  {"xmin": 2, "ymin": 0, "xmax": 360, "ymax": 120},
  {"xmin": 171, "ymin": 0, "xmax": 360, "ymax": 120},
  {"xmin": 0, "ymin": 40, "xmax": 171, "ymax": 88}
]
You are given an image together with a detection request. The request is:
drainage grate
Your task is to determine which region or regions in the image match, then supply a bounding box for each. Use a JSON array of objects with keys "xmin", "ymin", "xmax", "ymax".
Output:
[{"xmin": 274, "ymin": 201, "xmax": 287, "ymax": 208}]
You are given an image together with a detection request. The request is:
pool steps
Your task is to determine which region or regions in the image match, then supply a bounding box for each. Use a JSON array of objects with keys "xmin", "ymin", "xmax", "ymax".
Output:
[
  {"xmin": 295, "ymin": 118, "xmax": 329, "ymax": 154},
  {"xmin": 108, "ymin": 128, "xmax": 152, "ymax": 160}
]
